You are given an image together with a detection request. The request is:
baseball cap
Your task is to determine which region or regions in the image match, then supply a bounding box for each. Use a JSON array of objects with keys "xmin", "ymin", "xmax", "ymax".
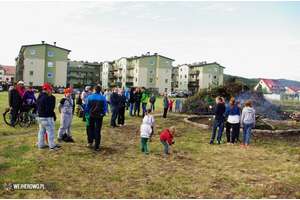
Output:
[
  {"xmin": 18, "ymin": 81, "xmax": 24, "ymax": 84},
  {"xmin": 42, "ymin": 83, "xmax": 53, "ymax": 90}
]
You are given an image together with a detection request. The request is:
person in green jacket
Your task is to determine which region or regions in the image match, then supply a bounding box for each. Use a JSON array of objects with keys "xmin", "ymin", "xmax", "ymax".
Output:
[{"xmin": 140, "ymin": 87, "xmax": 148, "ymax": 117}]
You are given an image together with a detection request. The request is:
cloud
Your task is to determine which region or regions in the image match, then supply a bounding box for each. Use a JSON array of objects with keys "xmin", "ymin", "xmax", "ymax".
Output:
[{"xmin": 200, "ymin": 3, "xmax": 238, "ymax": 12}]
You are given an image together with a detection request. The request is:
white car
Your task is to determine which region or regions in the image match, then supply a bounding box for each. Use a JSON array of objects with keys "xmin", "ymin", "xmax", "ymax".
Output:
[{"xmin": 168, "ymin": 92, "xmax": 178, "ymax": 97}]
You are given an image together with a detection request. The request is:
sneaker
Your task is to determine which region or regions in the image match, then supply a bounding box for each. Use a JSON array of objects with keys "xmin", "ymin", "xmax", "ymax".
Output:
[
  {"xmin": 227, "ymin": 142, "xmax": 231, "ymax": 145},
  {"xmin": 49, "ymin": 145, "xmax": 61, "ymax": 151},
  {"xmin": 111, "ymin": 126, "xmax": 115, "ymax": 128},
  {"xmin": 208, "ymin": 140, "xmax": 214, "ymax": 145},
  {"xmin": 123, "ymin": 124, "xmax": 126, "ymax": 126},
  {"xmin": 38, "ymin": 145, "xmax": 49, "ymax": 149},
  {"xmin": 95, "ymin": 148, "xmax": 100, "ymax": 151},
  {"xmin": 57, "ymin": 138, "xmax": 64, "ymax": 143},
  {"xmin": 220, "ymin": 140, "xmax": 225, "ymax": 144},
  {"xmin": 245, "ymin": 144, "xmax": 249, "ymax": 147},
  {"xmin": 242, "ymin": 143, "xmax": 245, "ymax": 146},
  {"xmin": 146, "ymin": 152, "xmax": 149, "ymax": 155},
  {"xmin": 216, "ymin": 140, "xmax": 221, "ymax": 145},
  {"xmin": 230, "ymin": 143, "xmax": 234, "ymax": 145},
  {"xmin": 87, "ymin": 143, "xmax": 93, "ymax": 148},
  {"xmin": 165, "ymin": 152, "xmax": 170, "ymax": 154},
  {"xmin": 119, "ymin": 124, "xmax": 123, "ymax": 127}
]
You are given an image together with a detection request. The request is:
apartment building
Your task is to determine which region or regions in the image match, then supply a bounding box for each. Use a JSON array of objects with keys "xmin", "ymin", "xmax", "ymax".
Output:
[
  {"xmin": 15, "ymin": 41, "xmax": 71, "ymax": 87},
  {"xmin": 102, "ymin": 52, "xmax": 174, "ymax": 94},
  {"xmin": 67, "ymin": 60, "xmax": 102, "ymax": 87},
  {"xmin": 176, "ymin": 62, "xmax": 225, "ymax": 92}
]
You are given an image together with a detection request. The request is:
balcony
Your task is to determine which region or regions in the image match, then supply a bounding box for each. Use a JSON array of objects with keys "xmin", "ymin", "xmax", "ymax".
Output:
[
  {"xmin": 126, "ymin": 73, "xmax": 134, "ymax": 78},
  {"xmin": 108, "ymin": 67, "xmax": 118, "ymax": 71},
  {"xmin": 115, "ymin": 73, "xmax": 122, "ymax": 77},
  {"xmin": 85, "ymin": 75, "xmax": 93, "ymax": 79},
  {"xmin": 127, "ymin": 64, "xmax": 134, "ymax": 69},
  {"xmin": 188, "ymin": 78, "xmax": 199, "ymax": 82},
  {"xmin": 109, "ymin": 82, "xmax": 122, "ymax": 87},
  {"xmin": 126, "ymin": 82, "xmax": 133, "ymax": 86},
  {"xmin": 189, "ymin": 70, "xmax": 199, "ymax": 75},
  {"xmin": 188, "ymin": 84, "xmax": 199, "ymax": 88},
  {"xmin": 117, "ymin": 64, "xmax": 122, "ymax": 69},
  {"xmin": 108, "ymin": 74, "xmax": 117, "ymax": 79}
]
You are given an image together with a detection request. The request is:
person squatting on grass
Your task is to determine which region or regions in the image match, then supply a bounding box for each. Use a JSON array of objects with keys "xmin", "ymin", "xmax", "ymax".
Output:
[
  {"xmin": 209, "ymin": 96, "xmax": 226, "ymax": 145},
  {"xmin": 37, "ymin": 83, "xmax": 61, "ymax": 151},
  {"xmin": 240, "ymin": 100, "xmax": 256, "ymax": 147},
  {"xmin": 140, "ymin": 116, "xmax": 152, "ymax": 155},
  {"xmin": 57, "ymin": 88, "xmax": 75, "ymax": 143},
  {"xmin": 162, "ymin": 93, "xmax": 169, "ymax": 120},
  {"xmin": 144, "ymin": 109, "xmax": 154, "ymax": 142},
  {"xmin": 85, "ymin": 85, "xmax": 107, "ymax": 151},
  {"xmin": 160, "ymin": 127, "xmax": 176, "ymax": 154},
  {"xmin": 224, "ymin": 97, "xmax": 240, "ymax": 145}
]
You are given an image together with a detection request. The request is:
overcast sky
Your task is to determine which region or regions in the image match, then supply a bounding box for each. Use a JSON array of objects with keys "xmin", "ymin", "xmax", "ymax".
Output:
[{"xmin": 0, "ymin": 1, "xmax": 299, "ymax": 81}]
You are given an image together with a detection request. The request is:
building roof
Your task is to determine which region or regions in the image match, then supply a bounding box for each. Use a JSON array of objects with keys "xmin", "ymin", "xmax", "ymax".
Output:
[
  {"xmin": 255, "ymin": 78, "xmax": 285, "ymax": 92},
  {"xmin": 0, "ymin": 65, "xmax": 15, "ymax": 75},
  {"xmin": 180, "ymin": 62, "xmax": 225, "ymax": 68},
  {"xmin": 286, "ymin": 86, "xmax": 300, "ymax": 92},
  {"xmin": 19, "ymin": 42, "xmax": 71, "ymax": 53}
]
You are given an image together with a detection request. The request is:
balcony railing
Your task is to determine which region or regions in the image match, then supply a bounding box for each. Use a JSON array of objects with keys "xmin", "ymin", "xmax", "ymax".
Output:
[
  {"xmin": 189, "ymin": 70, "xmax": 199, "ymax": 75},
  {"xmin": 85, "ymin": 75, "xmax": 93, "ymax": 79},
  {"xmin": 188, "ymin": 78, "xmax": 199, "ymax": 82},
  {"xmin": 126, "ymin": 82, "xmax": 133, "ymax": 86},
  {"xmin": 109, "ymin": 82, "xmax": 122, "ymax": 87},
  {"xmin": 116, "ymin": 73, "xmax": 122, "ymax": 77},
  {"xmin": 108, "ymin": 67, "xmax": 118, "ymax": 71},
  {"xmin": 188, "ymin": 84, "xmax": 199, "ymax": 88},
  {"xmin": 127, "ymin": 64, "xmax": 134, "ymax": 69},
  {"xmin": 126, "ymin": 73, "xmax": 134, "ymax": 77},
  {"xmin": 108, "ymin": 74, "xmax": 117, "ymax": 79}
]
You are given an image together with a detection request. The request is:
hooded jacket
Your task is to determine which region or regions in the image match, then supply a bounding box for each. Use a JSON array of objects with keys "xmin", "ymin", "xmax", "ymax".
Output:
[
  {"xmin": 58, "ymin": 97, "xmax": 73, "ymax": 114},
  {"xmin": 241, "ymin": 107, "xmax": 256, "ymax": 126},
  {"xmin": 141, "ymin": 91, "xmax": 148, "ymax": 103},
  {"xmin": 160, "ymin": 129, "xmax": 174, "ymax": 145},
  {"xmin": 149, "ymin": 95, "xmax": 156, "ymax": 103},
  {"xmin": 140, "ymin": 116, "xmax": 152, "ymax": 138},
  {"xmin": 124, "ymin": 88, "xmax": 130, "ymax": 100},
  {"xmin": 36, "ymin": 92, "xmax": 55, "ymax": 118}
]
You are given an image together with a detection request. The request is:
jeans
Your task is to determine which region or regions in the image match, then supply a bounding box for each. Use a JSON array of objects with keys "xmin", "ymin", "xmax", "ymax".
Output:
[
  {"xmin": 160, "ymin": 139, "xmax": 169, "ymax": 154},
  {"xmin": 111, "ymin": 106, "xmax": 119, "ymax": 126},
  {"xmin": 38, "ymin": 117, "xmax": 55, "ymax": 149},
  {"xmin": 107, "ymin": 102, "xmax": 111, "ymax": 114},
  {"xmin": 141, "ymin": 137, "xmax": 149, "ymax": 153},
  {"xmin": 129, "ymin": 103, "xmax": 134, "ymax": 116},
  {"xmin": 163, "ymin": 108, "xmax": 168, "ymax": 119},
  {"xmin": 211, "ymin": 119, "xmax": 224, "ymax": 141},
  {"xmin": 142, "ymin": 103, "xmax": 147, "ymax": 115},
  {"xmin": 126, "ymin": 102, "xmax": 129, "ymax": 110},
  {"xmin": 242, "ymin": 122, "xmax": 254, "ymax": 144},
  {"xmin": 226, "ymin": 122, "xmax": 239, "ymax": 143},
  {"xmin": 88, "ymin": 116, "xmax": 103, "ymax": 150},
  {"xmin": 118, "ymin": 107, "xmax": 125, "ymax": 125},
  {"xmin": 10, "ymin": 107, "xmax": 20, "ymax": 127},
  {"xmin": 82, "ymin": 104, "xmax": 86, "ymax": 121},
  {"xmin": 150, "ymin": 103, "xmax": 155, "ymax": 111}
]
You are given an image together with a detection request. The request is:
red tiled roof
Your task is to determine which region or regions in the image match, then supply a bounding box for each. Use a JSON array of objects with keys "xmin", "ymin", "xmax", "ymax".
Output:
[
  {"xmin": 261, "ymin": 78, "xmax": 279, "ymax": 91},
  {"xmin": 0, "ymin": 65, "xmax": 15, "ymax": 75},
  {"xmin": 286, "ymin": 86, "xmax": 300, "ymax": 92}
]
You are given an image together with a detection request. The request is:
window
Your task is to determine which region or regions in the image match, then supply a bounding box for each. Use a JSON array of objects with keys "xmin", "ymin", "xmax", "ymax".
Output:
[
  {"xmin": 149, "ymin": 78, "xmax": 153, "ymax": 83},
  {"xmin": 180, "ymin": 75, "xmax": 182, "ymax": 78},
  {"xmin": 48, "ymin": 51, "xmax": 53, "ymax": 57},
  {"xmin": 30, "ymin": 49, "xmax": 35, "ymax": 55},
  {"xmin": 29, "ymin": 71, "xmax": 34, "ymax": 77},
  {"xmin": 214, "ymin": 68, "xmax": 217, "ymax": 72},
  {"xmin": 166, "ymin": 61, "xmax": 169, "ymax": 66},
  {"xmin": 0, "ymin": 72, "xmax": 2, "ymax": 75},
  {"xmin": 136, "ymin": 78, "xmax": 137, "ymax": 82},
  {"xmin": 180, "ymin": 82, "xmax": 182, "ymax": 85},
  {"xmin": 48, "ymin": 62, "xmax": 53, "ymax": 67},
  {"xmin": 150, "ymin": 69, "xmax": 154, "ymax": 74},
  {"xmin": 29, "ymin": 82, "xmax": 33, "ymax": 86},
  {"xmin": 209, "ymin": 67, "xmax": 211, "ymax": 71},
  {"xmin": 150, "ymin": 60, "xmax": 154, "ymax": 65},
  {"xmin": 165, "ymin": 79, "xmax": 168, "ymax": 83},
  {"xmin": 30, "ymin": 60, "xmax": 34, "ymax": 66},
  {"xmin": 180, "ymin": 68, "xmax": 182, "ymax": 71},
  {"xmin": 185, "ymin": 75, "xmax": 187, "ymax": 78},
  {"xmin": 209, "ymin": 75, "xmax": 211, "ymax": 79},
  {"xmin": 214, "ymin": 76, "xmax": 217, "ymax": 79},
  {"xmin": 47, "ymin": 72, "xmax": 52, "ymax": 78},
  {"xmin": 165, "ymin": 70, "xmax": 169, "ymax": 75},
  {"xmin": 0, "ymin": 77, "xmax": 2, "ymax": 80},
  {"xmin": 136, "ymin": 69, "xmax": 138, "ymax": 73},
  {"xmin": 165, "ymin": 88, "xmax": 168, "ymax": 92}
]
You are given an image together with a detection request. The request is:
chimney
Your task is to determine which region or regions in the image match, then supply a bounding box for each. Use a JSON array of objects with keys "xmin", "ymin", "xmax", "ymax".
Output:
[
  {"xmin": 42, "ymin": 41, "xmax": 45, "ymax": 44},
  {"xmin": 54, "ymin": 42, "xmax": 56, "ymax": 46}
]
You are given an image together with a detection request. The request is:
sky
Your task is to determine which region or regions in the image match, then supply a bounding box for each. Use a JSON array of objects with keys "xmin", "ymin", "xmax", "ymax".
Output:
[{"xmin": 0, "ymin": 1, "xmax": 300, "ymax": 81}]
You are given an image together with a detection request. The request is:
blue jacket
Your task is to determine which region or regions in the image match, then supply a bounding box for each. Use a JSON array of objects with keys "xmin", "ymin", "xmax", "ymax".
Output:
[
  {"xmin": 110, "ymin": 92, "xmax": 120, "ymax": 108},
  {"xmin": 85, "ymin": 93, "xmax": 107, "ymax": 118},
  {"xmin": 213, "ymin": 103, "xmax": 226, "ymax": 120},
  {"xmin": 124, "ymin": 88, "xmax": 130, "ymax": 100},
  {"xmin": 224, "ymin": 104, "xmax": 240, "ymax": 117},
  {"xmin": 37, "ymin": 92, "xmax": 55, "ymax": 118}
]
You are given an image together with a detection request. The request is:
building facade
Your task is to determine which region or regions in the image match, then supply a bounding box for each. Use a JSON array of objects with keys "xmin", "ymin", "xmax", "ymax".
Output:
[
  {"xmin": 176, "ymin": 62, "xmax": 225, "ymax": 92},
  {"xmin": 253, "ymin": 78, "xmax": 286, "ymax": 94},
  {"xmin": 0, "ymin": 65, "xmax": 15, "ymax": 82},
  {"xmin": 15, "ymin": 41, "xmax": 71, "ymax": 87}
]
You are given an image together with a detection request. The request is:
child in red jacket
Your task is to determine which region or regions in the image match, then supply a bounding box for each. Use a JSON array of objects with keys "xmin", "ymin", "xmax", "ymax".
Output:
[
  {"xmin": 160, "ymin": 127, "xmax": 176, "ymax": 154},
  {"xmin": 169, "ymin": 99, "xmax": 175, "ymax": 113}
]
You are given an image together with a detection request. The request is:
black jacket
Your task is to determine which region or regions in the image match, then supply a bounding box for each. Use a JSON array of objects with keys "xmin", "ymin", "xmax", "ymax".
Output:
[
  {"xmin": 9, "ymin": 89, "xmax": 22, "ymax": 108},
  {"xmin": 128, "ymin": 91, "xmax": 135, "ymax": 103},
  {"xmin": 37, "ymin": 92, "xmax": 55, "ymax": 118},
  {"xmin": 76, "ymin": 97, "xmax": 83, "ymax": 106},
  {"xmin": 110, "ymin": 92, "xmax": 120, "ymax": 108},
  {"xmin": 119, "ymin": 95, "xmax": 127, "ymax": 109},
  {"xmin": 134, "ymin": 92, "xmax": 142, "ymax": 103}
]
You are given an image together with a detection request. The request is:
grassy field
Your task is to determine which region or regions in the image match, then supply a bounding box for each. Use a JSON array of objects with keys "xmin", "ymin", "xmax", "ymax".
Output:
[{"xmin": 0, "ymin": 91, "xmax": 300, "ymax": 198}]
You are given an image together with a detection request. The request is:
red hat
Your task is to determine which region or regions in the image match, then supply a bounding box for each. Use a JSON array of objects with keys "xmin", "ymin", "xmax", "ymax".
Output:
[{"xmin": 42, "ymin": 83, "xmax": 53, "ymax": 90}]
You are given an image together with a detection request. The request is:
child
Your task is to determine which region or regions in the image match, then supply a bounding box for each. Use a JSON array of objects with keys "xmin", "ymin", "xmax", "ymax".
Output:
[
  {"xmin": 149, "ymin": 93, "xmax": 156, "ymax": 111},
  {"xmin": 162, "ymin": 93, "xmax": 169, "ymax": 120},
  {"xmin": 140, "ymin": 116, "xmax": 152, "ymax": 154},
  {"xmin": 169, "ymin": 99, "xmax": 175, "ymax": 113},
  {"xmin": 224, "ymin": 97, "xmax": 240, "ymax": 145},
  {"xmin": 240, "ymin": 100, "xmax": 256, "ymax": 147},
  {"xmin": 160, "ymin": 127, "xmax": 176, "ymax": 154},
  {"xmin": 145, "ymin": 109, "xmax": 155, "ymax": 142}
]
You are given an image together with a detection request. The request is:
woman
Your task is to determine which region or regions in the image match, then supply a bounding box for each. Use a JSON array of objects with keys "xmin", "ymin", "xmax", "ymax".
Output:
[
  {"xmin": 223, "ymin": 97, "xmax": 240, "ymax": 145},
  {"xmin": 134, "ymin": 87, "xmax": 142, "ymax": 116},
  {"xmin": 162, "ymin": 93, "xmax": 169, "ymax": 120},
  {"xmin": 22, "ymin": 85, "xmax": 37, "ymax": 115},
  {"xmin": 128, "ymin": 87, "xmax": 135, "ymax": 116}
]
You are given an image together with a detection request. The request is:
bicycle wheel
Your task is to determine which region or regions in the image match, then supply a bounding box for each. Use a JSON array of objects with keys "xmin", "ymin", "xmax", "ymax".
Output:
[
  {"xmin": 3, "ymin": 109, "xmax": 12, "ymax": 126},
  {"xmin": 19, "ymin": 112, "xmax": 31, "ymax": 127},
  {"xmin": 30, "ymin": 113, "xmax": 37, "ymax": 124}
]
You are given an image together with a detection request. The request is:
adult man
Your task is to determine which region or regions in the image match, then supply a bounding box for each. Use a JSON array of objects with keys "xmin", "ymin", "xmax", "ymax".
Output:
[
  {"xmin": 36, "ymin": 83, "xmax": 61, "ymax": 151},
  {"xmin": 69, "ymin": 84, "xmax": 76, "ymax": 115},
  {"xmin": 110, "ymin": 87, "xmax": 120, "ymax": 128},
  {"xmin": 81, "ymin": 86, "xmax": 90, "ymax": 122},
  {"xmin": 140, "ymin": 87, "xmax": 148, "ymax": 117},
  {"xmin": 17, "ymin": 81, "xmax": 26, "ymax": 98},
  {"xmin": 85, "ymin": 85, "xmax": 107, "ymax": 151},
  {"xmin": 8, "ymin": 82, "xmax": 22, "ymax": 128},
  {"xmin": 124, "ymin": 88, "xmax": 130, "ymax": 110},
  {"xmin": 103, "ymin": 87, "xmax": 112, "ymax": 114},
  {"xmin": 118, "ymin": 90, "xmax": 127, "ymax": 126}
]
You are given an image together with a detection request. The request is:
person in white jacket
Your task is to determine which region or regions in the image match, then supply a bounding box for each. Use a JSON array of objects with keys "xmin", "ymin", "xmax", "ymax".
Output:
[
  {"xmin": 240, "ymin": 100, "xmax": 256, "ymax": 147},
  {"xmin": 140, "ymin": 116, "xmax": 152, "ymax": 154}
]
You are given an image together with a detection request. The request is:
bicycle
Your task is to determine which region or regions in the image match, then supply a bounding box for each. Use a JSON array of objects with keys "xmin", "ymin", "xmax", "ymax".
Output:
[{"xmin": 3, "ymin": 105, "xmax": 37, "ymax": 128}]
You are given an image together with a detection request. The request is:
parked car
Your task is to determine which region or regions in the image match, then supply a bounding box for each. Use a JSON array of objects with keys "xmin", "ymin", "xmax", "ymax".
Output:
[
  {"xmin": 168, "ymin": 92, "xmax": 178, "ymax": 97},
  {"xmin": 73, "ymin": 89, "xmax": 81, "ymax": 94},
  {"xmin": 57, "ymin": 88, "xmax": 65, "ymax": 94},
  {"xmin": 32, "ymin": 89, "xmax": 39, "ymax": 93},
  {"xmin": 177, "ymin": 92, "xmax": 185, "ymax": 98},
  {"xmin": 0, "ymin": 86, "xmax": 3, "ymax": 92}
]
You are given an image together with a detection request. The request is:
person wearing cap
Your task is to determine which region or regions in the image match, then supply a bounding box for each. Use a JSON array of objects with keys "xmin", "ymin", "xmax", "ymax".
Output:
[
  {"xmin": 17, "ymin": 81, "xmax": 26, "ymax": 99},
  {"xmin": 57, "ymin": 88, "xmax": 75, "ymax": 143},
  {"xmin": 69, "ymin": 84, "xmax": 76, "ymax": 115},
  {"xmin": 8, "ymin": 82, "xmax": 22, "ymax": 128},
  {"xmin": 36, "ymin": 83, "xmax": 61, "ymax": 151}
]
